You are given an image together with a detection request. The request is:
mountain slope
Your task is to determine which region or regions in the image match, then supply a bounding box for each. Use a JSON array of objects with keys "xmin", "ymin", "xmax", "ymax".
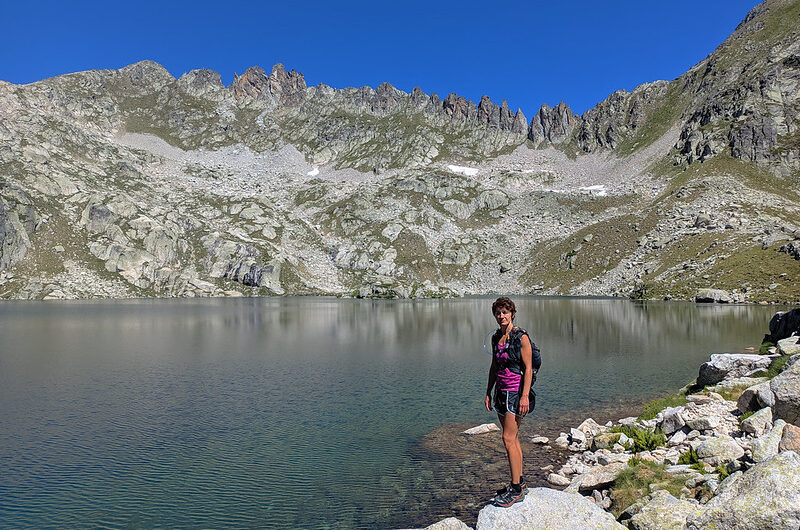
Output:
[{"xmin": 0, "ymin": 0, "xmax": 798, "ymax": 302}]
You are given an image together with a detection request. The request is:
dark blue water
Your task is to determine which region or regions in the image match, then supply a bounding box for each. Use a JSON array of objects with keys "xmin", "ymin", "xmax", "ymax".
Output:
[{"xmin": 0, "ymin": 297, "xmax": 783, "ymax": 528}]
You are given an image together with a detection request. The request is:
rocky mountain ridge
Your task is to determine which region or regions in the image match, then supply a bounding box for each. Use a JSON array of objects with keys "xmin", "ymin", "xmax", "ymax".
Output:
[{"xmin": 0, "ymin": 0, "xmax": 798, "ymax": 301}]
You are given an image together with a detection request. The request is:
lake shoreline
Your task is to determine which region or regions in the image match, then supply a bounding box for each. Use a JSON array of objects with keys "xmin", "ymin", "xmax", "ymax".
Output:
[
  {"xmin": 421, "ymin": 309, "xmax": 800, "ymax": 529},
  {"xmin": 401, "ymin": 399, "xmax": 649, "ymax": 529}
]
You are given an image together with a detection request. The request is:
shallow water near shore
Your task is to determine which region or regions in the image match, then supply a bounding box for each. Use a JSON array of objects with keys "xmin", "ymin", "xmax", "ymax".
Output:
[{"xmin": 0, "ymin": 297, "xmax": 788, "ymax": 528}]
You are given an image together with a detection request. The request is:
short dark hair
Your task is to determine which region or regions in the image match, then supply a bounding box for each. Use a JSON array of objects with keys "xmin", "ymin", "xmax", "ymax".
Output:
[{"xmin": 491, "ymin": 297, "xmax": 516, "ymax": 319}]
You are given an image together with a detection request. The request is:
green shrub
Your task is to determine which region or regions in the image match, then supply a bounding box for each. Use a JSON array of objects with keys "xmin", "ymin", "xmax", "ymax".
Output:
[
  {"xmin": 739, "ymin": 411, "xmax": 754, "ymax": 423},
  {"xmin": 610, "ymin": 425, "xmax": 667, "ymax": 453},
  {"xmin": 678, "ymin": 447, "xmax": 700, "ymax": 465},
  {"xmin": 759, "ymin": 342, "xmax": 775, "ymax": 355},
  {"xmin": 715, "ymin": 462, "xmax": 731, "ymax": 481},
  {"xmin": 690, "ymin": 462, "xmax": 706, "ymax": 473}
]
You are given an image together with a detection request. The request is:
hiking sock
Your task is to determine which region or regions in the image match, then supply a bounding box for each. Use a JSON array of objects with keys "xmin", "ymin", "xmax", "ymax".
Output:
[{"xmin": 511, "ymin": 483, "xmax": 522, "ymax": 493}]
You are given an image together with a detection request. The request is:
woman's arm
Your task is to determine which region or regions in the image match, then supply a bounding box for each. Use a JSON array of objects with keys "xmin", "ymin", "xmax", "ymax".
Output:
[
  {"xmin": 518, "ymin": 335, "xmax": 534, "ymax": 416},
  {"xmin": 485, "ymin": 356, "xmax": 497, "ymax": 412}
]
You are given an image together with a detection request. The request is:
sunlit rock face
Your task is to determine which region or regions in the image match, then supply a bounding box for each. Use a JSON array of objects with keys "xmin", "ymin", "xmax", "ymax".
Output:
[{"xmin": 0, "ymin": 0, "xmax": 799, "ymax": 300}]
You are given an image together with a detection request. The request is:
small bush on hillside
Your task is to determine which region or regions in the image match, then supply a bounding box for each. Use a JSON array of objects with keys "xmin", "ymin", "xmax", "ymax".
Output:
[{"xmin": 759, "ymin": 341, "xmax": 775, "ymax": 355}]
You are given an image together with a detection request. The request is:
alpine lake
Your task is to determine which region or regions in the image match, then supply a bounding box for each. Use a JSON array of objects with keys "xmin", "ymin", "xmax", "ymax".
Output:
[{"xmin": 0, "ymin": 297, "xmax": 787, "ymax": 529}]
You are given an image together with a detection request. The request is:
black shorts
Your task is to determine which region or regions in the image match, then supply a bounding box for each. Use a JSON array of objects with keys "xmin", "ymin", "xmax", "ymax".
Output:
[{"xmin": 494, "ymin": 390, "xmax": 521, "ymax": 417}]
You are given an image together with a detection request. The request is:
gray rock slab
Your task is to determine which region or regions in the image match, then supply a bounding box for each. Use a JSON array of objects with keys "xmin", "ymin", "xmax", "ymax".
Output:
[
  {"xmin": 570, "ymin": 428, "xmax": 587, "ymax": 444},
  {"xmin": 695, "ymin": 288, "xmax": 732, "ymax": 303},
  {"xmin": 777, "ymin": 336, "xmax": 800, "ymax": 356},
  {"xmin": 660, "ymin": 407, "xmax": 686, "ymax": 435},
  {"xmin": 695, "ymin": 435, "xmax": 745, "ymax": 465},
  {"xmin": 668, "ymin": 429, "xmax": 688, "ymax": 446},
  {"xmin": 577, "ymin": 418, "xmax": 604, "ymax": 436},
  {"xmin": 771, "ymin": 360, "xmax": 800, "ymax": 425},
  {"xmin": 476, "ymin": 487, "xmax": 624, "ymax": 530},
  {"xmin": 424, "ymin": 517, "xmax": 472, "ymax": 530},
  {"xmin": 741, "ymin": 407, "xmax": 773, "ymax": 436},
  {"xmin": 780, "ymin": 423, "xmax": 800, "ymax": 452},
  {"xmin": 698, "ymin": 353, "xmax": 773, "ymax": 386},
  {"xmin": 686, "ymin": 451, "xmax": 800, "ymax": 530},
  {"xmin": 629, "ymin": 492, "xmax": 705, "ymax": 530},
  {"xmin": 577, "ymin": 462, "xmax": 628, "ymax": 492},
  {"xmin": 686, "ymin": 416, "xmax": 719, "ymax": 431},
  {"xmin": 547, "ymin": 473, "xmax": 571, "ymax": 487},
  {"xmin": 752, "ymin": 419, "xmax": 787, "ymax": 463},
  {"xmin": 738, "ymin": 380, "xmax": 776, "ymax": 413}
]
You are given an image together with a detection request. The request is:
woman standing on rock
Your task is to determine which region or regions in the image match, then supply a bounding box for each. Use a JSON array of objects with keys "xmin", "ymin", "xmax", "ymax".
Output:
[{"xmin": 484, "ymin": 297, "xmax": 540, "ymax": 508}]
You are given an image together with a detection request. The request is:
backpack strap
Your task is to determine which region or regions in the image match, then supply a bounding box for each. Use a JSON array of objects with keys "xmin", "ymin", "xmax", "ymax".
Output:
[{"xmin": 507, "ymin": 327, "xmax": 541, "ymax": 375}]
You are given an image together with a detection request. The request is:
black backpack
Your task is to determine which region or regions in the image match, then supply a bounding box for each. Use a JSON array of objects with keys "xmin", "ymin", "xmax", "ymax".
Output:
[{"xmin": 492, "ymin": 326, "xmax": 542, "ymax": 407}]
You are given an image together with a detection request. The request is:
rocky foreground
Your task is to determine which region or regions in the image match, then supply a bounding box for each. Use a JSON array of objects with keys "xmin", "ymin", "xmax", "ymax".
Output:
[
  {"xmin": 423, "ymin": 309, "xmax": 800, "ymax": 529},
  {"xmin": 1, "ymin": 0, "xmax": 799, "ymax": 302}
]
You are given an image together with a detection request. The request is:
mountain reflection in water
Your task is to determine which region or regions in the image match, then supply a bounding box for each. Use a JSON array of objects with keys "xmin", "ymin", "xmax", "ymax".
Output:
[{"xmin": 0, "ymin": 297, "xmax": 785, "ymax": 529}]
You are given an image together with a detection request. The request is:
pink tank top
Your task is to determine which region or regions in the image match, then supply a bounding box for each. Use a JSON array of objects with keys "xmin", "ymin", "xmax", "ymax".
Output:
[{"xmin": 494, "ymin": 341, "xmax": 522, "ymax": 391}]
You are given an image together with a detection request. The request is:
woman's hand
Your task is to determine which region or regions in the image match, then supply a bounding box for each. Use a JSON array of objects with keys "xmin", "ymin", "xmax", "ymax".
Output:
[
  {"xmin": 518, "ymin": 396, "xmax": 529, "ymax": 416},
  {"xmin": 484, "ymin": 394, "xmax": 492, "ymax": 412}
]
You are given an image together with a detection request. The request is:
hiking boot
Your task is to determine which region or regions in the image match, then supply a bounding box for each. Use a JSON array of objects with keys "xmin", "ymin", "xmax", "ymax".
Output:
[
  {"xmin": 494, "ymin": 477, "xmax": 527, "ymax": 496},
  {"xmin": 493, "ymin": 485, "xmax": 525, "ymax": 508}
]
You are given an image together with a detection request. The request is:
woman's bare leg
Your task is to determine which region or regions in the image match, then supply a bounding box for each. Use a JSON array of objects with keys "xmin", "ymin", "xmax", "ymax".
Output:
[{"xmin": 499, "ymin": 412, "xmax": 523, "ymax": 484}]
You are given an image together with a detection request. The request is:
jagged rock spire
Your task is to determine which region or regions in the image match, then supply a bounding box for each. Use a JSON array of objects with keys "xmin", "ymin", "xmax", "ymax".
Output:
[
  {"xmin": 528, "ymin": 102, "xmax": 579, "ymax": 145},
  {"xmin": 232, "ymin": 64, "xmax": 306, "ymax": 104}
]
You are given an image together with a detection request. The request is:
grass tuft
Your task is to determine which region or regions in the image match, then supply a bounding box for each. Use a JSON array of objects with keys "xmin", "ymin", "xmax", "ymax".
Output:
[
  {"xmin": 759, "ymin": 342, "xmax": 775, "ymax": 355},
  {"xmin": 750, "ymin": 354, "xmax": 792, "ymax": 379},
  {"xmin": 611, "ymin": 459, "xmax": 686, "ymax": 517},
  {"xmin": 707, "ymin": 384, "xmax": 752, "ymax": 402},
  {"xmin": 639, "ymin": 393, "xmax": 689, "ymax": 421}
]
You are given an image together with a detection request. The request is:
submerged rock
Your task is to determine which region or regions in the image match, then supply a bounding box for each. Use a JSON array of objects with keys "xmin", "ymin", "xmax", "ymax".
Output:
[
  {"xmin": 462, "ymin": 423, "xmax": 500, "ymax": 435},
  {"xmin": 476, "ymin": 487, "xmax": 624, "ymax": 529}
]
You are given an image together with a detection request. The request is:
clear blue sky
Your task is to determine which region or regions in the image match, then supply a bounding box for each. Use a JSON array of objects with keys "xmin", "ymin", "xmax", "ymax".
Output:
[{"xmin": 1, "ymin": 0, "xmax": 758, "ymax": 116}]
